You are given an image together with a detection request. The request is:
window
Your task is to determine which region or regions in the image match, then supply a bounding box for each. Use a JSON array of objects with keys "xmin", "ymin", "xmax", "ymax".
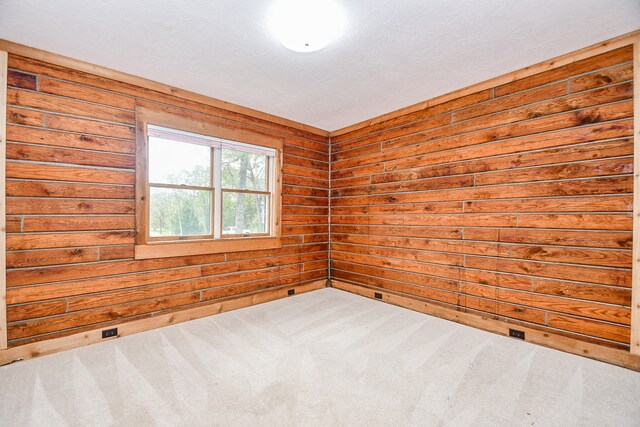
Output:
[{"xmin": 135, "ymin": 108, "xmax": 282, "ymax": 259}]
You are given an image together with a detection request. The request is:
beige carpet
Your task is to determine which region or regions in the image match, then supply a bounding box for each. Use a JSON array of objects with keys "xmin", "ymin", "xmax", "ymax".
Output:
[{"xmin": 1, "ymin": 287, "xmax": 639, "ymax": 426}]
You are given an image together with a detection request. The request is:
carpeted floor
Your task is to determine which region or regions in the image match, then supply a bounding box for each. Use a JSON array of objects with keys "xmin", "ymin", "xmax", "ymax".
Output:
[{"xmin": 1, "ymin": 287, "xmax": 639, "ymax": 426}]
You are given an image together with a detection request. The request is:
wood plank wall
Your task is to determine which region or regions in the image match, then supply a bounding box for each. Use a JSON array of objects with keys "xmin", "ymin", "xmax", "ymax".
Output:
[
  {"xmin": 4, "ymin": 54, "xmax": 329, "ymax": 347},
  {"xmin": 330, "ymin": 46, "xmax": 635, "ymax": 350}
]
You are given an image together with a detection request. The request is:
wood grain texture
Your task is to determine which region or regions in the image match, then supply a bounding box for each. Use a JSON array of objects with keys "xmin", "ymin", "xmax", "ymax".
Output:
[
  {"xmin": 0, "ymin": 50, "xmax": 8, "ymax": 349},
  {"xmin": 1, "ymin": 32, "xmax": 638, "ymax": 366},
  {"xmin": 3, "ymin": 52, "xmax": 329, "ymax": 346},
  {"xmin": 0, "ymin": 280, "xmax": 326, "ymax": 365},
  {"xmin": 332, "ymin": 281, "xmax": 640, "ymax": 371},
  {"xmin": 330, "ymin": 42, "xmax": 636, "ymax": 351},
  {"xmin": 331, "ymin": 29, "xmax": 640, "ymax": 137},
  {"xmin": 632, "ymin": 41, "xmax": 640, "ymax": 354},
  {"xmin": 0, "ymin": 39, "xmax": 329, "ymax": 138}
]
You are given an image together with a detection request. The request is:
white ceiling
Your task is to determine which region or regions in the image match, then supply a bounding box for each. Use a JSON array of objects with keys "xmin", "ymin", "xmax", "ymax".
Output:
[{"xmin": 0, "ymin": 1, "xmax": 639, "ymax": 131}]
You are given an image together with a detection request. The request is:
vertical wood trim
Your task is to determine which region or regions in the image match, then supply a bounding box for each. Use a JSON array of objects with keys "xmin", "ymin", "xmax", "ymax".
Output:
[
  {"xmin": 0, "ymin": 51, "xmax": 7, "ymax": 350},
  {"xmin": 632, "ymin": 41, "xmax": 640, "ymax": 355},
  {"xmin": 274, "ymin": 148, "xmax": 283, "ymax": 239},
  {"xmin": 134, "ymin": 107, "xmax": 149, "ymax": 246},
  {"xmin": 213, "ymin": 148, "xmax": 222, "ymax": 239}
]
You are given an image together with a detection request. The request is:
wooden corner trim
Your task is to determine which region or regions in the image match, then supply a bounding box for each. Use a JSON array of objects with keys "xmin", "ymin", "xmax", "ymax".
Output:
[
  {"xmin": 332, "ymin": 280, "xmax": 640, "ymax": 371},
  {"xmin": 631, "ymin": 40, "xmax": 640, "ymax": 355},
  {"xmin": 0, "ymin": 39, "xmax": 329, "ymax": 138},
  {"xmin": 0, "ymin": 280, "xmax": 327, "ymax": 365},
  {"xmin": 330, "ymin": 29, "xmax": 640, "ymax": 137},
  {"xmin": 0, "ymin": 50, "xmax": 7, "ymax": 351}
]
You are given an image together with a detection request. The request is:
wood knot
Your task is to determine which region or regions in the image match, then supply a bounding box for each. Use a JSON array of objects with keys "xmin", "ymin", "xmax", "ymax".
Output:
[
  {"xmin": 594, "ymin": 74, "xmax": 612, "ymax": 85},
  {"xmin": 576, "ymin": 112, "xmax": 602, "ymax": 125}
]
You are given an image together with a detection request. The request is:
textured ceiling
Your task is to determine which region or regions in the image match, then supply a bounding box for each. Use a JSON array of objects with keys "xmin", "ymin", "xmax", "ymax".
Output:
[{"xmin": 0, "ymin": 0, "xmax": 639, "ymax": 131}]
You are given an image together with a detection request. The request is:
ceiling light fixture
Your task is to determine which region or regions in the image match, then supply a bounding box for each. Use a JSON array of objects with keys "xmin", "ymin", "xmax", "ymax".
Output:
[{"xmin": 268, "ymin": 0, "xmax": 346, "ymax": 53}]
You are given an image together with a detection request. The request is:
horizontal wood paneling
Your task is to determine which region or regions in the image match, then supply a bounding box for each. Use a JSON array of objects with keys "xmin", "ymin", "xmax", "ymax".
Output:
[
  {"xmin": 4, "ymin": 54, "xmax": 329, "ymax": 346},
  {"xmin": 2, "ymin": 36, "xmax": 637, "ymax": 360},
  {"xmin": 0, "ymin": 280, "xmax": 326, "ymax": 365},
  {"xmin": 0, "ymin": 39, "xmax": 329, "ymax": 139},
  {"xmin": 330, "ymin": 45, "xmax": 635, "ymax": 349},
  {"xmin": 333, "ymin": 280, "xmax": 640, "ymax": 371}
]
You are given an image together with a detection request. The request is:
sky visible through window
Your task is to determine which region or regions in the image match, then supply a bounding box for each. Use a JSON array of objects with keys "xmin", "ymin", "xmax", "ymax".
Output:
[{"xmin": 147, "ymin": 134, "xmax": 270, "ymax": 238}]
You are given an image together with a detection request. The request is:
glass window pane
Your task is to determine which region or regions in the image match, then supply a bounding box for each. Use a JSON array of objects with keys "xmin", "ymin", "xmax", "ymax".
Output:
[
  {"xmin": 222, "ymin": 192, "xmax": 268, "ymax": 235},
  {"xmin": 150, "ymin": 187, "xmax": 211, "ymax": 237},
  {"xmin": 149, "ymin": 136, "xmax": 211, "ymax": 187},
  {"xmin": 221, "ymin": 149, "xmax": 267, "ymax": 191}
]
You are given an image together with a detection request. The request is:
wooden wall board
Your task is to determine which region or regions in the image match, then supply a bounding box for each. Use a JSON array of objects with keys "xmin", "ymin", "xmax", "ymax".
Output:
[
  {"xmin": 332, "ymin": 280, "xmax": 640, "ymax": 371},
  {"xmin": 0, "ymin": 280, "xmax": 326, "ymax": 365},
  {"xmin": 1, "ymin": 30, "xmax": 639, "ymax": 365},
  {"xmin": 631, "ymin": 41, "xmax": 640, "ymax": 354},
  {"xmin": 331, "ymin": 29, "xmax": 640, "ymax": 138},
  {"xmin": 3, "ymin": 50, "xmax": 329, "ymax": 348},
  {"xmin": 329, "ymin": 41, "xmax": 637, "ymax": 351},
  {"xmin": 0, "ymin": 50, "xmax": 7, "ymax": 350},
  {"xmin": 0, "ymin": 39, "xmax": 329, "ymax": 139}
]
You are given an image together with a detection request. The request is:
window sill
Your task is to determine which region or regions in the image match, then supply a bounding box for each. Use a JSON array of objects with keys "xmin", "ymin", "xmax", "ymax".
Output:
[{"xmin": 134, "ymin": 236, "xmax": 281, "ymax": 260}]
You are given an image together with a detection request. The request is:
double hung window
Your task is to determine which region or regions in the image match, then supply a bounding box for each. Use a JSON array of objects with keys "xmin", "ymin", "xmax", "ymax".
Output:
[{"xmin": 135, "ymin": 108, "xmax": 282, "ymax": 259}]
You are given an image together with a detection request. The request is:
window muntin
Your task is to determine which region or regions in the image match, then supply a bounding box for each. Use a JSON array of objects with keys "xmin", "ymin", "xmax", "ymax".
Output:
[{"xmin": 145, "ymin": 124, "xmax": 275, "ymax": 241}]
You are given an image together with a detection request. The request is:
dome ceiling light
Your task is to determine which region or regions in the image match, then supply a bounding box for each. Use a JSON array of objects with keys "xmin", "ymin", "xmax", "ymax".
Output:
[{"xmin": 268, "ymin": 0, "xmax": 347, "ymax": 53}]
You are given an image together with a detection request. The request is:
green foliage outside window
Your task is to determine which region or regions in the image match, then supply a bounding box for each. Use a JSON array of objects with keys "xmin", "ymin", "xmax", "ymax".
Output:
[
  {"xmin": 222, "ymin": 149, "xmax": 268, "ymax": 234},
  {"xmin": 149, "ymin": 165, "xmax": 212, "ymax": 237},
  {"xmin": 148, "ymin": 143, "xmax": 269, "ymax": 237}
]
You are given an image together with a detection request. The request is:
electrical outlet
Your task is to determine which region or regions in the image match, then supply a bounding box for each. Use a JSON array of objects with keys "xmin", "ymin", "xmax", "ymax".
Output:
[
  {"xmin": 288, "ymin": 289, "xmax": 295, "ymax": 296},
  {"xmin": 102, "ymin": 328, "xmax": 118, "ymax": 339},
  {"xmin": 374, "ymin": 292, "xmax": 382, "ymax": 299},
  {"xmin": 509, "ymin": 328, "xmax": 525, "ymax": 340}
]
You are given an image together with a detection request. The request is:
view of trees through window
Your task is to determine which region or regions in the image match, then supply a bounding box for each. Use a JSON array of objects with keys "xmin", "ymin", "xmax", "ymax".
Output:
[
  {"xmin": 149, "ymin": 183, "xmax": 212, "ymax": 237},
  {"xmin": 147, "ymin": 133, "xmax": 270, "ymax": 238},
  {"xmin": 222, "ymin": 149, "xmax": 268, "ymax": 235}
]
